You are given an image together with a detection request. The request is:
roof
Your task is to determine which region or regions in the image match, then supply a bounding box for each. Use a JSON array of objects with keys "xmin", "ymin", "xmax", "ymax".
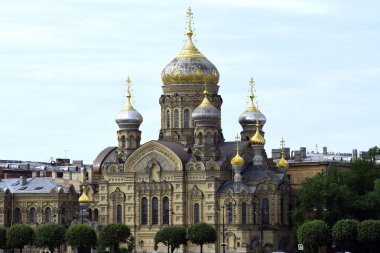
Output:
[
  {"xmin": 0, "ymin": 177, "xmax": 68, "ymax": 194},
  {"xmin": 93, "ymin": 146, "xmax": 117, "ymax": 174},
  {"xmin": 242, "ymin": 163, "xmax": 282, "ymax": 182},
  {"xmin": 218, "ymin": 180, "xmax": 256, "ymax": 194},
  {"xmin": 157, "ymin": 141, "xmax": 190, "ymax": 162}
]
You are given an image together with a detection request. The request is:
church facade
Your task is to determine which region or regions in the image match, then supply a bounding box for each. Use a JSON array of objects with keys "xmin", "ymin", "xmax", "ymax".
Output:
[{"xmin": 88, "ymin": 8, "xmax": 294, "ymax": 253}]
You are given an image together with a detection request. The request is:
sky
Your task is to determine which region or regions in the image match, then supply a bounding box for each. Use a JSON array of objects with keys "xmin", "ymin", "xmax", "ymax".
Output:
[{"xmin": 0, "ymin": 0, "xmax": 379, "ymax": 164}]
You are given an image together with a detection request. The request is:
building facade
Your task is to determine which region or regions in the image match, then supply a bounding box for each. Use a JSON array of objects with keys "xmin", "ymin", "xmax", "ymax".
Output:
[{"xmin": 88, "ymin": 8, "xmax": 294, "ymax": 253}]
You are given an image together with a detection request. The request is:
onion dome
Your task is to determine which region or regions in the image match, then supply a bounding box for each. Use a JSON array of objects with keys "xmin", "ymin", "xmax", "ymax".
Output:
[
  {"xmin": 239, "ymin": 78, "xmax": 266, "ymax": 126},
  {"xmin": 115, "ymin": 77, "xmax": 143, "ymax": 126},
  {"xmin": 231, "ymin": 136, "xmax": 244, "ymax": 166},
  {"xmin": 79, "ymin": 185, "xmax": 90, "ymax": 203},
  {"xmin": 250, "ymin": 120, "xmax": 266, "ymax": 145},
  {"xmin": 276, "ymin": 137, "xmax": 289, "ymax": 169},
  {"xmin": 192, "ymin": 86, "xmax": 220, "ymax": 122},
  {"xmin": 161, "ymin": 7, "xmax": 219, "ymax": 86}
]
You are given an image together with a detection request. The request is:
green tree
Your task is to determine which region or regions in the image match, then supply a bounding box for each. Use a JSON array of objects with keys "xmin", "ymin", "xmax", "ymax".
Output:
[
  {"xmin": 0, "ymin": 227, "xmax": 7, "ymax": 250},
  {"xmin": 6, "ymin": 224, "xmax": 34, "ymax": 253},
  {"xmin": 99, "ymin": 224, "xmax": 131, "ymax": 253},
  {"xmin": 65, "ymin": 224, "xmax": 97, "ymax": 252},
  {"xmin": 154, "ymin": 226, "xmax": 187, "ymax": 253},
  {"xmin": 297, "ymin": 220, "xmax": 330, "ymax": 253},
  {"xmin": 35, "ymin": 223, "xmax": 66, "ymax": 253},
  {"xmin": 187, "ymin": 222, "xmax": 217, "ymax": 253},
  {"xmin": 357, "ymin": 220, "xmax": 380, "ymax": 253},
  {"xmin": 368, "ymin": 146, "xmax": 380, "ymax": 161},
  {"xmin": 331, "ymin": 219, "xmax": 359, "ymax": 252}
]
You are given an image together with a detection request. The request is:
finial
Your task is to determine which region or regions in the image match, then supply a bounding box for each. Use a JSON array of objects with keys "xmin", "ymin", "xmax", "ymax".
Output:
[
  {"xmin": 280, "ymin": 137, "xmax": 285, "ymax": 150},
  {"xmin": 186, "ymin": 7, "xmax": 194, "ymax": 37},
  {"xmin": 255, "ymin": 119, "xmax": 260, "ymax": 129},
  {"xmin": 235, "ymin": 134, "xmax": 240, "ymax": 154},
  {"xmin": 203, "ymin": 80, "xmax": 209, "ymax": 97},
  {"xmin": 247, "ymin": 77, "xmax": 257, "ymax": 112},
  {"xmin": 277, "ymin": 137, "xmax": 289, "ymax": 169},
  {"xmin": 124, "ymin": 76, "xmax": 133, "ymax": 110}
]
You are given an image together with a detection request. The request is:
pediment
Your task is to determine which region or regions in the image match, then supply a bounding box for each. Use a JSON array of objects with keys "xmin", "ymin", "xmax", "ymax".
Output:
[{"xmin": 124, "ymin": 140, "xmax": 183, "ymax": 172}]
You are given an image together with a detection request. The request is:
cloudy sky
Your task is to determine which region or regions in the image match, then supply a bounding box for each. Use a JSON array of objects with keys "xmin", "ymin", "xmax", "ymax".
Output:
[{"xmin": 0, "ymin": 0, "xmax": 379, "ymax": 164}]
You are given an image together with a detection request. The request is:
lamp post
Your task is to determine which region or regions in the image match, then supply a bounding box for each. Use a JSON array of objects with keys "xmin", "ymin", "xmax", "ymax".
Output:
[{"xmin": 217, "ymin": 205, "xmax": 227, "ymax": 253}]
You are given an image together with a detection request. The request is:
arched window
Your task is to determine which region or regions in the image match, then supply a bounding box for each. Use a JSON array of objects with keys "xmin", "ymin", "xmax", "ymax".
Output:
[
  {"xmin": 45, "ymin": 207, "xmax": 52, "ymax": 222},
  {"xmin": 166, "ymin": 109, "xmax": 170, "ymax": 128},
  {"xmin": 194, "ymin": 203, "xmax": 200, "ymax": 223},
  {"xmin": 14, "ymin": 208, "xmax": 21, "ymax": 223},
  {"xmin": 198, "ymin": 132, "xmax": 203, "ymax": 145},
  {"xmin": 163, "ymin": 197, "xmax": 169, "ymax": 225},
  {"xmin": 121, "ymin": 135, "xmax": 126, "ymax": 148},
  {"xmin": 141, "ymin": 198, "xmax": 148, "ymax": 225},
  {"xmin": 88, "ymin": 209, "xmax": 92, "ymax": 221},
  {"xmin": 94, "ymin": 208, "xmax": 99, "ymax": 221},
  {"xmin": 242, "ymin": 202, "xmax": 247, "ymax": 224},
  {"xmin": 174, "ymin": 109, "xmax": 179, "ymax": 128},
  {"xmin": 29, "ymin": 207, "xmax": 36, "ymax": 223},
  {"xmin": 206, "ymin": 132, "xmax": 212, "ymax": 144},
  {"xmin": 152, "ymin": 197, "xmax": 158, "ymax": 225},
  {"xmin": 262, "ymin": 198, "xmax": 269, "ymax": 225},
  {"xmin": 128, "ymin": 135, "xmax": 135, "ymax": 148},
  {"xmin": 184, "ymin": 109, "xmax": 190, "ymax": 128},
  {"xmin": 227, "ymin": 202, "xmax": 233, "ymax": 225},
  {"xmin": 117, "ymin": 204, "xmax": 122, "ymax": 224}
]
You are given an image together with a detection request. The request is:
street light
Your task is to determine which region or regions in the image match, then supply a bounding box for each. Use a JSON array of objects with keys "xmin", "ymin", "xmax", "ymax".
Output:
[{"xmin": 217, "ymin": 205, "xmax": 227, "ymax": 253}]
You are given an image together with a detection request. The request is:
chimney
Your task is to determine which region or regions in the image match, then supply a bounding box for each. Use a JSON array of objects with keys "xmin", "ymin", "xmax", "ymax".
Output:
[
  {"xmin": 300, "ymin": 147, "xmax": 307, "ymax": 158},
  {"xmin": 19, "ymin": 176, "xmax": 27, "ymax": 186},
  {"xmin": 323, "ymin": 146, "xmax": 328, "ymax": 155}
]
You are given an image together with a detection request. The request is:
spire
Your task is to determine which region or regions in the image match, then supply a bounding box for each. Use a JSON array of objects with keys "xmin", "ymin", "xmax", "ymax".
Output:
[
  {"xmin": 177, "ymin": 7, "xmax": 204, "ymax": 58},
  {"xmin": 249, "ymin": 119, "xmax": 266, "ymax": 145},
  {"xmin": 199, "ymin": 83, "xmax": 214, "ymax": 108},
  {"xmin": 277, "ymin": 137, "xmax": 289, "ymax": 169},
  {"xmin": 231, "ymin": 134, "xmax": 244, "ymax": 166},
  {"xmin": 248, "ymin": 77, "xmax": 257, "ymax": 112}
]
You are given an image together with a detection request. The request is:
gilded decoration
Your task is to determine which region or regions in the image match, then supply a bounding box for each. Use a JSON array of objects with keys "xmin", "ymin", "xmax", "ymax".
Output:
[{"xmin": 162, "ymin": 68, "xmax": 219, "ymax": 85}]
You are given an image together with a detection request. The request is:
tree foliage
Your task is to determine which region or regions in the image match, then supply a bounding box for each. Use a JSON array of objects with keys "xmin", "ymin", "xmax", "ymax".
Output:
[
  {"xmin": 331, "ymin": 219, "xmax": 359, "ymax": 251},
  {"xmin": 35, "ymin": 223, "xmax": 66, "ymax": 253},
  {"xmin": 0, "ymin": 227, "xmax": 7, "ymax": 250},
  {"xmin": 99, "ymin": 224, "xmax": 131, "ymax": 252},
  {"xmin": 357, "ymin": 219, "xmax": 380, "ymax": 252},
  {"xmin": 65, "ymin": 224, "xmax": 97, "ymax": 250},
  {"xmin": 297, "ymin": 220, "xmax": 330, "ymax": 253},
  {"xmin": 187, "ymin": 222, "xmax": 216, "ymax": 253},
  {"xmin": 154, "ymin": 226, "xmax": 187, "ymax": 253},
  {"xmin": 7, "ymin": 224, "xmax": 34, "ymax": 253}
]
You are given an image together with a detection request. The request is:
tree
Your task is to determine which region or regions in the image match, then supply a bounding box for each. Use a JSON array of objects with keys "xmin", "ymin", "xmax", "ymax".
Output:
[
  {"xmin": 34, "ymin": 223, "xmax": 66, "ymax": 253},
  {"xmin": 187, "ymin": 222, "xmax": 217, "ymax": 253},
  {"xmin": 154, "ymin": 226, "xmax": 187, "ymax": 253},
  {"xmin": 357, "ymin": 220, "xmax": 380, "ymax": 253},
  {"xmin": 297, "ymin": 220, "xmax": 330, "ymax": 253},
  {"xmin": 65, "ymin": 224, "xmax": 97, "ymax": 252},
  {"xmin": 368, "ymin": 146, "xmax": 380, "ymax": 161},
  {"xmin": 99, "ymin": 224, "xmax": 130, "ymax": 253},
  {"xmin": 7, "ymin": 224, "xmax": 34, "ymax": 253},
  {"xmin": 331, "ymin": 219, "xmax": 359, "ymax": 252},
  {"xmin": 0, "ymin": 227, "xmax": 7, "ymax": 250}
]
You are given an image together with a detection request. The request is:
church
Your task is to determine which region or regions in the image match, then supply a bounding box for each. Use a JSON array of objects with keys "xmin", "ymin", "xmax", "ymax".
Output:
[{"xmin": 85, "ymin": 8, "xmax": 294, "ymax": 253}]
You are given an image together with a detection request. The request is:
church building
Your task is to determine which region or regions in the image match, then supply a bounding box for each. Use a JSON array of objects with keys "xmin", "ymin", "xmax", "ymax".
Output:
[{"xmin": 87, "ymin": 8, "xmax": 294, "ymax": 253}]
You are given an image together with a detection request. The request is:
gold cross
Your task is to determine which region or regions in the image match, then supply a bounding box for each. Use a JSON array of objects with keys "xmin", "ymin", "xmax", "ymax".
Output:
[
  {"xmin": 125, "ymin": 76, "xmax": 132, "ymax": 98},
  {"xmin": 235, "ymin": 134, "xmax": 240, "ymax": 153},
  {"xmin": 280, "ymin": 137, "xmax": 285, "ymax": 150},
  {"xmin": 187, "ymin": 7, "xmax": 193, "ymax": 33}
]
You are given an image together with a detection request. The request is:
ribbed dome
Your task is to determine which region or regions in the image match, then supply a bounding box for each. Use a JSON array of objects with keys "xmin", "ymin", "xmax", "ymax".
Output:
[
  {"xmin": 192, "ymin": 88, "xmax": 220, "ymax": 121},
  {"xmin": 231, "ymin": 153, "xmax": 245, "ymax": 166},
  {"xmin": 249, "ymin": 121, "xmax": 266, "ymax": 145},
  {"xmin": 276, "ymin": 155, "xmax": 289, "ymax": 169},
  {"xmin": 115, "ymin": 77, "xmax": 143, "ymax": 127},
  {"xmin": 161, "ymin": 8, "xmax": 219, "ymax": 86},
  {"xmin": 79, "ymin": 186, "xmax": 90, "ymax": 203}
]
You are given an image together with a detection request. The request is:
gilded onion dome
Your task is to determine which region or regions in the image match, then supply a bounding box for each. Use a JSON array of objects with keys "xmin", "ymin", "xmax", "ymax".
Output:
[
  {"xmin": 161, "ymin": 7, "xmax": 219, "ymax": 85},
  {"xmin": 239, "ymin": 78, "xmax": 266, "ymax": 126},
  {"xmin": 250, "ymin": 120, "xmax": 266, "ymax": 145},
  {"xmin": 115, "ymin": 77, "xmax": 143, "ymax": 126},
  {"xmin": 231, "ymin": 136, "xmax": 244, "ymax": 166},
  {"xmin": 277, "ymin": 138, "xmax": 289, "ymax": 169},
  {"xmin": 79, "ymin": 185, "xmax": 90, "ymax": 203},
  {"xmin": 192, "ymin": 86, "xmax": 220, "ymax": 121}
]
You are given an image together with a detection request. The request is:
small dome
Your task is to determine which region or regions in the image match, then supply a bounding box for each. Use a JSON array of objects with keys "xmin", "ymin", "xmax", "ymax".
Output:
[
  {"xmin": 239, "ymin": 78, "xmax": 266, "ymax": 126},
  {"xmin": 249, "ymin": 121, "xmax": 266, "ymax": 145},
  {"xmin": 276, "ymin": 155, "xmax": 289, "ymax": 169},
  {"xmin": 192, "ymin": 88, "xmax": 220, "ymax": 122},
  {"xmin": 231, "ymin": 153, "xmax": 245, "ymax": 166},
  {"xmin": 161, "ymin": 8, "xmax": 219, "ymax": 86},
  {"xmin": 79, "ymin": 186, "xmax": 90, "ymax": 203},
  {"xmin": 115, "ymin": 77, "xmax": 143, "ymax": 127}
]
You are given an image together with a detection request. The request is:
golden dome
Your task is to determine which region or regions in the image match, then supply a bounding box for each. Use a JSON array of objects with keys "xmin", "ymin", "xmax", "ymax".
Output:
[
  {"xmin": 249, "ymin": 120, "xmax": 266, "ymax": 145},
  {"xmin": 231, "ymin": 135, "xmax": 245, "ymax": 166},
  {"xmin": 161, "ymin": 8, "xmax": 219, "ymax": 85},
  {"xmin": 276, "ymin": 152, "xmax": 289, "ymax": 169},
  {"xmin": 79, "ymin": 186, "xmax": 90, "ymax": 203}
]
